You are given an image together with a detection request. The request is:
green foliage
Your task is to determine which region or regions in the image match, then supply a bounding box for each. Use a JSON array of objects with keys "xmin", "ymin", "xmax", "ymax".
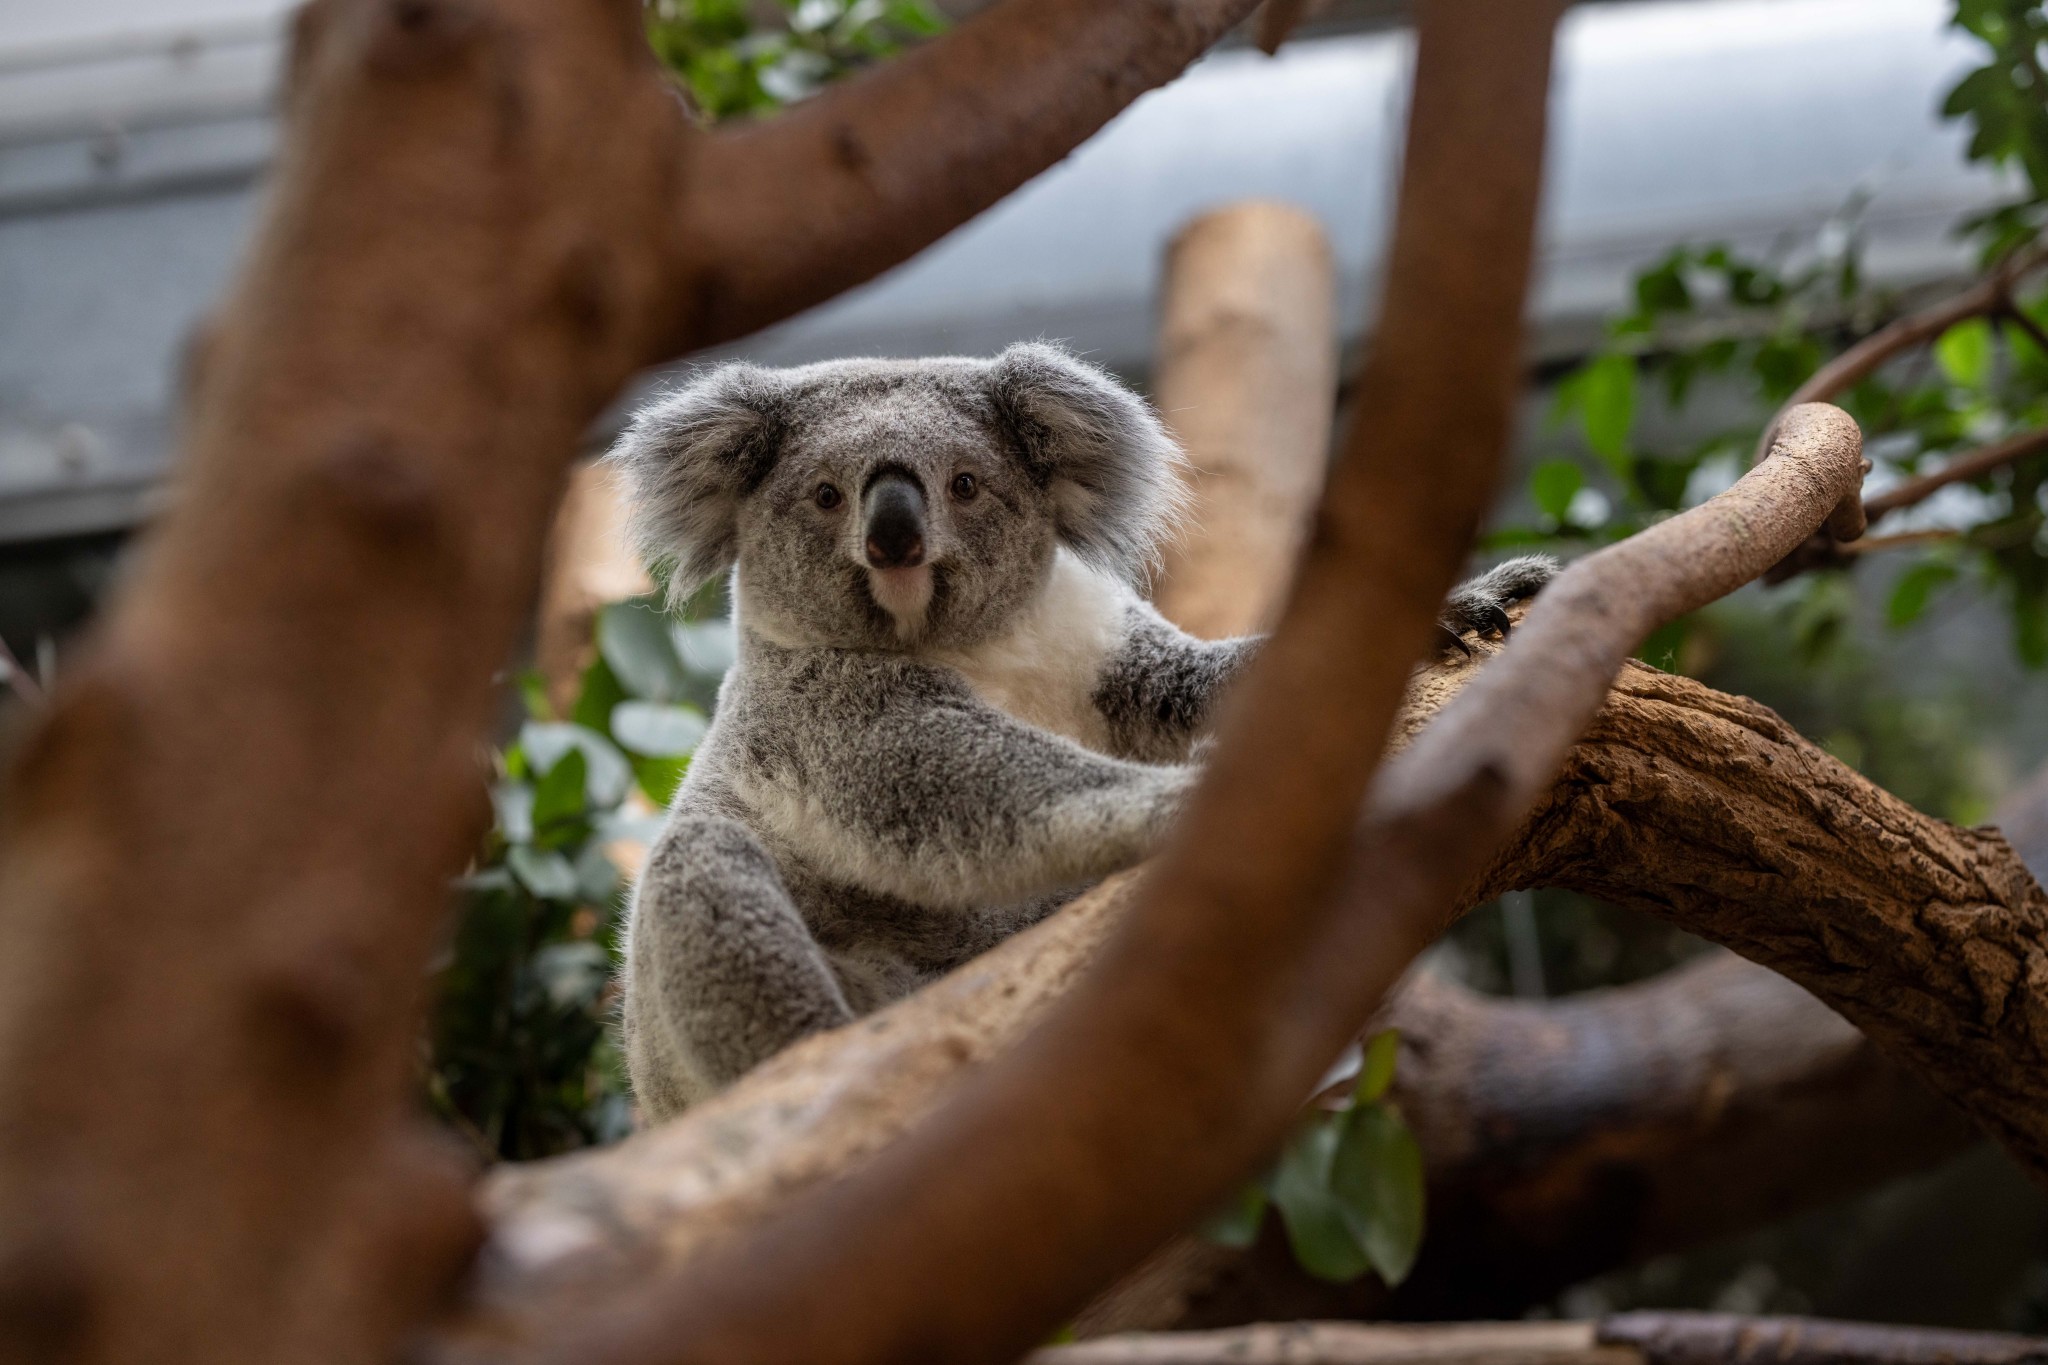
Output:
[
  {"xmin": 427, "ymin": 595, "xmax": 733, "ymax": 1161},
  {"xmin": 645, "ymin": 0, "xmax": 945, "ymax": 122},
  {"xmin": 1200, "ymin": 1031, "xmax": 1427, "ymax": 1286},
  {"xmin": 1494, "ymin": 29, "xmax": 2048, "ymax": 668}
]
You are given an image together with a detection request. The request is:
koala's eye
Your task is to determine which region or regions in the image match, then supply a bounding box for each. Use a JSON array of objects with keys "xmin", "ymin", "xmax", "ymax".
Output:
[
  {"xmin": 814, "ymin": 482, "xmax": 842, "ymax": 510},
  {"xmin": 950, "ymin": 472, "xmax": 979, "ymax": 502}
]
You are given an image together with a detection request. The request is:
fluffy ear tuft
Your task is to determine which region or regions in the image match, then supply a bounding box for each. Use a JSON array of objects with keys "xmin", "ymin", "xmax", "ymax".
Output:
[
  {"xmin": 985, "ymin": 342, "xmax": 1189, "ymax": 582},
  {"xmin": 605, "ymin": 364, "xmax": 789, "ymax": 599}
]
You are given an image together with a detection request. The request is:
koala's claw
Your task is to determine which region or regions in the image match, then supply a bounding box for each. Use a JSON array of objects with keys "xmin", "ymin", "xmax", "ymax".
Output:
[{"xmin": 1435, "ymin": 554, "xmax": 1559, "ymax": 658}]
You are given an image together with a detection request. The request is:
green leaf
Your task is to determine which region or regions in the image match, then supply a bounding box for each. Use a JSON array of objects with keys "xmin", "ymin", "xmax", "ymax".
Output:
[
  {"xmin": 1330, "ymin": 1103, "xmax": 1427, "ymax": 1286},
  {"xmin": 492, "ymin": 781, "xmax": 535, "ymax": 845},
  {"xmin": 1935, "ymin": 318, "xmax": 1995, "ymax": 389},
  {"xmin": 1887, "ymin": 560, "xmax": 1958, "ymax": 628},
  {"xmin": 572, "ymin": 654, "xmax": 630, "ymax": 736},
  {"xmin": 600, "ymin": 600, "xmax": 690, "ymax": 702},
  {"xmin": 573, "ymin": 840, "xmax": 621, "ymax": 903},
  {"xmin": 1577, "ymin": 352, "xmax": 1636, "ymax": 475},
  {"xmin": 507, "ymin": 845, "xmax": 580, "ymax": 901},
  {"xmin": 1354, "ymin": 1030, "xmax": 1401, "ymax": 1105},
  {"xmin": 1271, "ymin": 1117, "xmax": 1373, "ymax": 1282},
  {"xmin": 532, "ymin": 941, "xmax": 609, "ymax": 1009},
  {"xmin": 673, "ymin": 619, "xmax": 739, "ymax": 677},
  {"xmin": 522, "ymin": 723, "xmax": 633, "ymax": 808},
  {"xmin": 1633, "ymin": 255, "xmax": 1692, "ymax": 317},
  {"xmin": 1529, "ymin": 460, "xmax": 1583, "ymax": 523},
  {"xmin": 632, "ymin": 753, "xmax": 692, "ymax": 806},
  {"xmin": 1199, "ymin": 1180, "xmax": 1271, "ymax": 1250},
  {"xmin": 611, "ymin": 701, "xmax": 709, "ymax": 757},
  {"xmin": 530, "ymin": 747, "xmax": 589, "ymax": 832}
]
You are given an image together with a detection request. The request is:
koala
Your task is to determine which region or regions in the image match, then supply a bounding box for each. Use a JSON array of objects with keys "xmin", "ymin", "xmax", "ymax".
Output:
[{"xmin": 608, "ymin": 342, "xmax": 1552, "ymax": 1119}]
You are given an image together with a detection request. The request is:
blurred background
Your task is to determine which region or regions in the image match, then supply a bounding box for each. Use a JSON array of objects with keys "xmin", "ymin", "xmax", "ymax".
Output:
[{"xmin": 4, "ymin": 0, "xmax": 2046, "ymax": 1332}]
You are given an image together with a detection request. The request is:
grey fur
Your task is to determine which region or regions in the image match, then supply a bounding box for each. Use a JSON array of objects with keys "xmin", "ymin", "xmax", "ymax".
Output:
[{"xmin": 610, "ymin": 344, "xmax": 1555, "ymax": 1117}]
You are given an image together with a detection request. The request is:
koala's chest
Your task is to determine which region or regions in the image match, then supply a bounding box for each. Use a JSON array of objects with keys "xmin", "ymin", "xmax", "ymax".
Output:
[{"xmin": 928, "ymin": 557, "xmax": 1128, "ymax": 753}]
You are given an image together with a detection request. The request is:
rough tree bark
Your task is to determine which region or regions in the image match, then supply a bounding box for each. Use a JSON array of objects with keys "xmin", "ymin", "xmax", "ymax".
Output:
[{"xmin": 0, "ymin": 1, "xmax": 1283, "ymax": 1362}]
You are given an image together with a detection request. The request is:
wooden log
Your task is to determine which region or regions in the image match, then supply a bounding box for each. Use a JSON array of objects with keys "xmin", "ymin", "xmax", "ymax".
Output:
[
  {"xmin": 534, "ymin": 459, "xmax": 652, "ymax": 712},
  {"xmin": 1152, "ymin": 202, "xmax": 1337, "ymax": 640}
]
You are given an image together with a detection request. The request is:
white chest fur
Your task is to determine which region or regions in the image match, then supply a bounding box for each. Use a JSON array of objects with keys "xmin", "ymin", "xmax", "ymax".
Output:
[{"xmin": 926, "ymin": 550, "xmax": 1131, "ymax": 753}]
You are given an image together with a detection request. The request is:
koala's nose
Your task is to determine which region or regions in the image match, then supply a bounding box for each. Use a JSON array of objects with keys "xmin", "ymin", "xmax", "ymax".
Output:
[{"xmin": 863, "ymin": 473, "xmax": 926, "ymax": 569}]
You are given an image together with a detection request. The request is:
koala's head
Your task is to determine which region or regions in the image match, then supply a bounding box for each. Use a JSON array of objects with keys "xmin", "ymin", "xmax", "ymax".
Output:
[{"xmin": 607, "ymin": 343, "xmax": 1185, "ymax": 651}]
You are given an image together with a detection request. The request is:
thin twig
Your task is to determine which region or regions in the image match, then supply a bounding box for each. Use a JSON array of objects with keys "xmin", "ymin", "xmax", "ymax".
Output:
[
  {"xmin": 1838, "ymin": 528, "xmax": 1961, "ymax": 557},
  {"xmin": 1864, "ymin": 425, "xmax": 2048, "ymax": 520},
  {"xmin": 2000, "ymin": 300, "xmax": 2048, "ymax": 360},
  {"xmin": 1754, "ymin": 244, "xmax": 2048, "ymax": 464}
]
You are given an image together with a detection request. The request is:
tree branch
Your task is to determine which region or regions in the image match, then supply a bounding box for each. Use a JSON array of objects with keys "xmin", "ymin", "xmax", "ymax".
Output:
[
  {"xmin": 1497, "ymin": 661, "xmax": 2048, "ymax": 1180},
  {"xmin": 1862, "ymin": 425, "xmax": 2048, "ymax": 520},
  {"xmin": 668, "ymin": 0, "xmax": 1271, "ymax": 352},
  {"xmin": 1027, "ymin": 1317, "xmax": 2048, "ymax": 1365},
  {"xmin": 1079, "ymin": 955, "xmax": 1975, "ymax": 1333},
  {"xmin": 1754, "ymin": 245, "xmax": 2048, "ymax": 464}
]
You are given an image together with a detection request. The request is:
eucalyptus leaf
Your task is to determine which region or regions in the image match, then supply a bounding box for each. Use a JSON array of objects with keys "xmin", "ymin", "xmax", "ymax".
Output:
[
  {"xmin": 574, "ymin": 840, "xmax": 621, "ymax": 904},
  {"xmin": 532, "ymin": 941, "xmax": 610, "ymax": 1010},
  {"xmin": 1330, "ymin": 1103, "xmax": 1426, "ymax": 1286},
  {"xmin": 507, "ymin": 845, "xmax": 580, "ymax": 901},
  {"xmin": 612, "ymin": 701, "xmax": 709, "ymax": 757},
  {"xmin": 1577, "ymin": 352, "xmax": 1636, "ymax": 475},
  {"xmin": 1529, "ymin": 460, "xmax": 1584, "ymax": 523},
  {"xmin": 1354, "ymin": 1030, "xmax": 1401, "ymax": 1105},
  {"xmin": 600, "ymin": 600, "xmax": 690, "ymax": 702},
  {"xmin": 673, "ymin": 618, "xmax": 739, "ymax": 677},
  {"xmin": 1936, "ymin": 318, "xmax": 1996, "ymax": 389},
  {"xmin": 529, "ymin": 748, "xmax": 588, "ymax": 833},
  {"xmin": 492, "ymin": 781, "xmax": 535, "ymax": 845},
  {"xmin": 1270, "ymin": 1116, "xmax": 1373, "ymax": 1282},
  {"xmin": 522, "ymin": 723, "xmax": 633, "ymax": 808},
  {"xmin": 1887, "ymin": 560, "xmax": 1958, "ymax": 628}
]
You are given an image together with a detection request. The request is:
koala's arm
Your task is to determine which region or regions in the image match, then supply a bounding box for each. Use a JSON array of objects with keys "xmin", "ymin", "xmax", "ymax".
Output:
[
  {"xmin": 624, "ymin": 814, "xmax": 854, "ymax": 1116},
  {"xmin": 780, "ymin": 678, "xmax": 1196, "ymax": 909},
  {"xmin": 1092, "ymin": 603, "xmax": 1259, "ymax": 763},
  {"xmin": 1090, "ymin": 556, "xmax": 1560, "ymax": 763}
]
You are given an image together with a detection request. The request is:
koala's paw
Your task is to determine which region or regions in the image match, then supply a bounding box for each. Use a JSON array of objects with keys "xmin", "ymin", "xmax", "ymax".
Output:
[{"xmin": 1435, "ymin": 554, "xmax": 1558, "ymax": 657}]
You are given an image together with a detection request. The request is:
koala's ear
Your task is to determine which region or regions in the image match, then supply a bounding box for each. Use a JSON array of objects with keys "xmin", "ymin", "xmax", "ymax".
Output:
[
  {"xmin": 985, "ymin": 342, "xmax": 1188, "ymax": 582},
  {"xmin": 605, "ymin": 363, "xmax": 790, "ymax": 597}
]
